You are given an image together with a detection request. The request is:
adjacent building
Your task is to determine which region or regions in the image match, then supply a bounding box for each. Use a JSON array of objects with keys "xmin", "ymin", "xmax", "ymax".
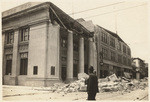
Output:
[
  {"xmin": 77, "ymin": 19, "xmax": 132, "ymax": 79},
  {"xmin": 96, "ymin": 26, "xmax": 132, "ymax": 78}
]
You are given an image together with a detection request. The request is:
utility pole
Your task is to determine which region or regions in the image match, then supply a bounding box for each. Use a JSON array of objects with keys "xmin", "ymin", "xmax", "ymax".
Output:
[{"xmin": 115, "ymin": 13, "xmax": 118, "ymax": 34}]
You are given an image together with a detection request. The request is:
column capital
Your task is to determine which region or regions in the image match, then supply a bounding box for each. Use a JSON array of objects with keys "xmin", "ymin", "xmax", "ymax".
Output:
[
  {"xmin": 80, "ymin": 36, "xmax": 84, "ymax": 39},
  {"xmin": 89, "ymin": 38, "xmax": 93, "ymax": 42},
  {"xmin": 68, "ymin": 30, "xmax": 73, "ymax": 33}
]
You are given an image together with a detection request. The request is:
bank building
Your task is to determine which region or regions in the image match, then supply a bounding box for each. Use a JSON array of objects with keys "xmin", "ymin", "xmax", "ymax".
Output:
[{"xmin": 2, "ymin": 2, "xmax": 132, "ymax": 87}]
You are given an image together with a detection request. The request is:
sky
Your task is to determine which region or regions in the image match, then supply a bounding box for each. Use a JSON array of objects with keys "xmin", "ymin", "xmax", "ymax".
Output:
[{"xmin": 0, "ymin": 0, "xmax": 150, "ymax": 63}]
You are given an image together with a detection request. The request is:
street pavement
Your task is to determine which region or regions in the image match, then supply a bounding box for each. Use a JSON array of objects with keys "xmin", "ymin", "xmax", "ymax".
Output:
[{"xmin": 2, "ymin": 85, "xmax": 148, "ymax": 101}]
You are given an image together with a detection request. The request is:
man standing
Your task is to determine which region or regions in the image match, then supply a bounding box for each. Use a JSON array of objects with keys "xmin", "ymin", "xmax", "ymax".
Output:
[{"xmin": 86, "ymin": 66, "xmax": 99, "ymax": 100}]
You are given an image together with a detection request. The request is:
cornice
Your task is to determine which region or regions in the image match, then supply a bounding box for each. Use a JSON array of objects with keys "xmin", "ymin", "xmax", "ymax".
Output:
[
  {"xmin": 2, "ymin": 18, "xmax": 50, "ymax": 33},
  {"xmin": 2, "ymin": 3, "xmax": 50, "ymax": 22}
]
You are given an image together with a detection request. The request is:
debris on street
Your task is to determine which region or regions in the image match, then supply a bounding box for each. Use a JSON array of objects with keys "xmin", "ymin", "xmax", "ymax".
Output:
[
  {"xmin": 49, "ymin": 73, "xmax": 148, "ymax": 94},
  {"xmin": 51, "ymin": 74, "xmax": 88, "ymax": 93}
]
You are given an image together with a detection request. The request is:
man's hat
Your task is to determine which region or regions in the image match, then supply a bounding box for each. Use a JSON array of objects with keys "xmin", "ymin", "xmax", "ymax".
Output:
[{"xmin": 89, "ymin": 66, "xmax": 94, "ymax": 72}]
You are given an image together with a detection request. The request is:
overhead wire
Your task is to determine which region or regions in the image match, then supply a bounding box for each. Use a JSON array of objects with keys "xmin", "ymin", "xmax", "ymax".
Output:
[
  {"xmin": 83, "ymin": 3, "xmax": 147, "ymax": 19},
  {"xmin": 68, "ymin": 1, "xmax": 125, "ymax": 15}
]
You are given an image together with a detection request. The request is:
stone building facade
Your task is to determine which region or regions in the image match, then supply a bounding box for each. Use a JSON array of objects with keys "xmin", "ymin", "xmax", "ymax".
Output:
[
  {"xmin": 95, "ymin": 26, "xmax": 132, "ymax": 78},
  {"xmin": 2, "ymin": 2, "xmax": 96, "ymax": 86}
]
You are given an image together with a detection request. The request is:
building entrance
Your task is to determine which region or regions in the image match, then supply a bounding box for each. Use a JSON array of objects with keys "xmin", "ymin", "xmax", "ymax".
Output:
[{"xmin": 61, "ymin": 66, "xmax": 66, "ymax": 81}]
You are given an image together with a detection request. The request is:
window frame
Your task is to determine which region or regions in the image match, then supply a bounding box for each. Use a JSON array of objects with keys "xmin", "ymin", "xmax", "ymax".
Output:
[
  {"xmin": 102, "ymin": 47, "xmax": 108, "ymax": 59},
  {"xmin": 110, "ymin": 37, "xmax": 115, "ymax": 48},
  {"xmin": 110, "ymin": 51, "xmax": 116, "ymax": 61},
  {"xmin": 20, "ymin": 27, "xmax": 30, "ymax": 42},
  {"xmin": 123, "ymin": 45, "xmax": 126, "ymax": 53},
  {"xmin": 51, "ymin": 66, "xmax": 55, "ymax": 75},
  {"xmin": 5, "ymin": 30, "xmax": 14, "ymax": 44},
  {"xmin": 33, "ymin": 66, "xmax": 38, "ymax": 75},
  {"xmin": 5, "ymin": 60, "xmax": 12, "ymax": 75},
  {"xmin": 20, "ymin": 53, "xmax": 28, "ymax": 75},
  {"xmin": 101, "ymin": 31, "xmax": 108, "ymax": 44}
]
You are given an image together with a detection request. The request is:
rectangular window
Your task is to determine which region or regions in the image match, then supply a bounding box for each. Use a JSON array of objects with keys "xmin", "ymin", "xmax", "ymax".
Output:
[
  {"xmin": 20, "ymin": 27, "xmax": 30, "ymax": 42},
  {"xmin": 123, "ymin": 45, "xmax": 126, "ymax": 53},
  {"xmin": 51, "ymin": 66, "xmax": 55, "ymax": 75},
  {"xmin": 110, "ymin": 51, "xmax": 116, "ymax": 62},
  {"xmin": 102, "ymin": 47, "xmax": 108, "ymax": 59},
  {"xmin": 6, "ymin": 31, "xmax": 14, "ymax": 44},
  {"xmin": 5, "ymin": 60, "xmax": 12, "ymax": 75},
  {"xmin": 127, "ymin": 48, "xmax": 131, "ymax": 56},
  {"xmin": 123, "ymin": 56, "xmax": 127, "ymax": 65},
  {"xmin": 118, "ymin": 54, "xmax": 122, "ymax": 63},
  {"xmin": 20, "ymin": 58, "xmax": 28, "ymax": 75},
  {"xmin": 33, "ymin": 66, "xmax": 38, "ymax": 75},
  {"xmin": 118, "ymin": 42, "xmax": 121, "ymax": 51},
  {"xmin": 20, "ymin": 53, "xmax": 28, "ymax": 75},
  {"xmin": 101, "ymin": 32, "xmax": 108, "ymax": 44},
  {"xmin": 110, "ymin": 37, "xmax": 115, "ymax": 47}
]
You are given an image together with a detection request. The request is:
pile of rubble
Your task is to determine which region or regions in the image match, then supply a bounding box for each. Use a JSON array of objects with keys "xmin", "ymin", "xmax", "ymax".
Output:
[
  {"xmin": 50, "ymin": 73, "xmax": 148, "ymax": 94},
  {"xmin": 98, "ymin": 74, "xmax": 148, "ymax": 93},
  {"xmin": 51, "ymin": 73, "xmax": 88, "ymax": 93}
]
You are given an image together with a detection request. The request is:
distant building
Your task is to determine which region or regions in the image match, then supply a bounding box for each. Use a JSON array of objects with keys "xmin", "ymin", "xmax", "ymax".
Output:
[
  {"xmin": 132, "ymin": 58, "xmax": 148, "ymax": 80},
  {"xmin": 78, "ymin": 19, "xmax": 132, "ymax": 78}
]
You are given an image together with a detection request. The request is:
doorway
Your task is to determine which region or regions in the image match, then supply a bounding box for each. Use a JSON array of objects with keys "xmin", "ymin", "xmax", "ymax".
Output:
[{"xmin": 61, "ymin": 66, "xmax": 66, "ymax": 81}]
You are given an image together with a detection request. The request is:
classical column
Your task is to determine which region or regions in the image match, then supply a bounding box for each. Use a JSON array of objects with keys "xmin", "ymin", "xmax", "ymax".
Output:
[
  {"xmin": 2, "ymin": 33, "xmax": 5, "ymax": 77},
  {"xmin": 66, "ymin": 30, "xmax": 73, "ymax": 79},
  {"xmin": 11, "ymin": 29, "xmax": 19, "ymax": 85},
  {"xmin": 88, "ymin": 38, "xmax": 94, "ymax": 67},
  {"xmin": 79, "ymin": 36, "xmax": 84, "ymax": 73}
]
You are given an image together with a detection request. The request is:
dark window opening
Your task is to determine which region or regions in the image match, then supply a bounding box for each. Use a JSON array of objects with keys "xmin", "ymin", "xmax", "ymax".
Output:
[
  {"xmin": 61, "ymin": 66, "xmax": 66, "ymax": 81},
  {"xmin": 110, "ymin": 37, "xmax": 115, "ymax": 47},
  {"xmin": 118, "ymin": 54, "xmax": 122, "ymax": 63},
  {"xmin": 118, "ymin": 42, "xmax": 121, "ymax": 51},
  {"xmin": 101, "ymin": 32, "xmax": 108, "ymax": 44},
  {"xmin": 102, "ymin": 47, "xmax": 108, "ymax": 59},
  {"xmin": 33, "ymin": 66, "xmax": 38, "ymax": 75},
  {"xmin": 6, "ymin": 31, "xmax": 14, "ymax": 44},
  {"xmin": 20, "ymin": 27, "xmax": 30, "ymax": 42},
  {"xmin": 5, "ymin": 60, "xmax": 12, "ymax": 75},
  {"xmin": 123, "ymin": 57, "xmax": 127, "ymax": 65},
  {"xmin": 111, "ymin": 51, "xmax": 116, "ymax": 62},
  {"xmin": 51, "ymin": 66, "xmax": 55, "ymax": 75},
  {"xmin": 123, "ymin": 45, "xmax": 126, "ymax": 53},
  {"xmin": 127, "ymin": 48, "xmax": 131, "ymax": 55},
  {"xmin": 73, "ymin": 64, "xmax": 78, "ymax": 77},
  {"xmin": 20, "ymin": 58, "xmax": 28, "ymax": 75}
]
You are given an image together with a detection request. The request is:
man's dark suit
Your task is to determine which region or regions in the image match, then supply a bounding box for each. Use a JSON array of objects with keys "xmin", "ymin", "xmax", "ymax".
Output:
[{"xmin": 86, "ymin": 73, "xmax": 99, "ymax": 100}]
